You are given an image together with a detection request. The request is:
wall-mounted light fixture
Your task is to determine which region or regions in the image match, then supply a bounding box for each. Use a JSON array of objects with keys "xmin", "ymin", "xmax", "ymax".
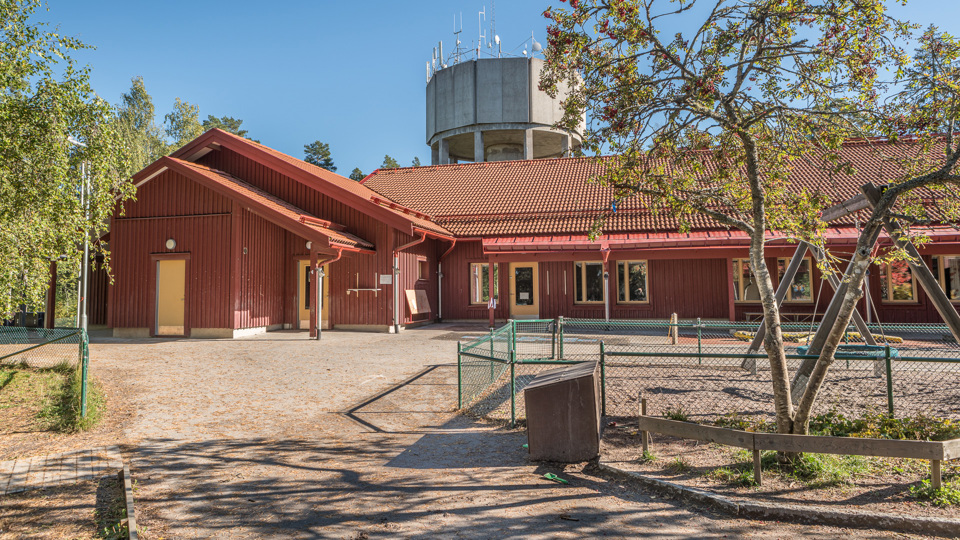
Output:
[
  {"xmin": 165, "ymin": 238, "xmax": 177, "ymax": 250},
  {"xmin": 305, "ymin": 241, "xmax": 312, "ymax": 250}
]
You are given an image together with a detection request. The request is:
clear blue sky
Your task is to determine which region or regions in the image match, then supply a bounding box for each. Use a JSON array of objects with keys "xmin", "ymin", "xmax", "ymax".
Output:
[{"xmin": 39, "ymin": 1, "xmax": 958, "ymax": 176}]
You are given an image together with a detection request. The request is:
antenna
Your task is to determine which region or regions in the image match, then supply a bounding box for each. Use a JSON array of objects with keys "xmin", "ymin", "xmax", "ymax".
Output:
[
  {"xmin": 478, "ymin": 6, "xmax": 486, "ymax": 56},
  {"xmin": 453, "ymin": 12, "xmax": 464, "ymax": 64},
  {"xmin": 426, "ymin": 61, "xmax": 430, "ymax": 82},
  {"xmin": 531, "ymin": 31, "xmax": 542, "ymax": 54}
]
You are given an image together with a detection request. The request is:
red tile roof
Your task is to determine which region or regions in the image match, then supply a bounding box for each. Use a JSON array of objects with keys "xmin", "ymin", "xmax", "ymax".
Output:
[
  {"xmin": 171, "ymin": 129, "xmax": 453, "ymax": 239},
  {"xmin": 150, "ymin": 157, "xmax": 374, "ymax": 251},
  {"xmin": 362, "ymin": 140, "xmax": 951, "ymax": 237}
]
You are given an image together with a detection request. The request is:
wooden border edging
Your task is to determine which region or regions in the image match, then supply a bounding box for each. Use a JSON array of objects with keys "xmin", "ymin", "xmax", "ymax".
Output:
[
  {"xmin": 119, "ymin": 461, "xmax": 138, "ymax": 540},
  {"xmin": 637, "ymin": 415, "xmax": 957, "ymax": 489},
  {"xmin": 595, "ymin": 462, "xmax": 960, "ymax": 537}
]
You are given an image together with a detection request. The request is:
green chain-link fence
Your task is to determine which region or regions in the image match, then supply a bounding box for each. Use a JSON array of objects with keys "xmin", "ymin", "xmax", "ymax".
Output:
[
  {"xmin": 458, "ymin": 318, "xmax": 960, "ymax": 426},
  {"xmin": 0, "ymin": 326, "xmax": 91, "ymax": 417}
]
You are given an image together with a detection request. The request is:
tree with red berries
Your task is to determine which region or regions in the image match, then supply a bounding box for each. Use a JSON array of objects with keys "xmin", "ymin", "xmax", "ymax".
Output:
[{"xmin": 541, "ymin": 0, "xmax": 960, "ymax": 440}]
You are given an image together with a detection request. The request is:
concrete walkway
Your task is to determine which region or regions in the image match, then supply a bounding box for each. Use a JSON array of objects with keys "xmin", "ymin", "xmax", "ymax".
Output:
[{"xmin": 0, "ymin": 446, "xmax": 122, "ymax": 495}]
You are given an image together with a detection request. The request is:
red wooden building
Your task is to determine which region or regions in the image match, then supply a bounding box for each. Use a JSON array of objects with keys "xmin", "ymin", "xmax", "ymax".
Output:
[{"xmin": 107, "ymin": 130, "xmax": 960, "ymax": 337}]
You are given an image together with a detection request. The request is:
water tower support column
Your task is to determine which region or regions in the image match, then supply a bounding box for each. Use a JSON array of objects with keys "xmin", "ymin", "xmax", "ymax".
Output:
[
  {"xmin": 439, "ymin": 138, "xmax": 450, "ymax": 165},
  {"xmin": 562, "ymin": 133, "xmax": 572, "ymax": 157},
  {"xmin": 431, "ymin": 143, "xmax": 439, "ymax": 165},
  {"xmin": 474, "ymin": 131, "xmax": 485, "ymax": 163},
  {"xmin": 523, "ymin": 129, "xmax": 534, "ymax": 160}
]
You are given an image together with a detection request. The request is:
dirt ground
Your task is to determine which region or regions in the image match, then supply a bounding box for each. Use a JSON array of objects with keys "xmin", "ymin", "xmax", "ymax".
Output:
[
  {"xmin": 0, "ymin": 476, "xmax": 125, "ymax": 539},
  {"xmin": 0, "ymin": 325, "xmax": 939, "ymax": 538},
  {"xmin": 602, "ymin": 420, "xmax": 960, "ymax": 520}
]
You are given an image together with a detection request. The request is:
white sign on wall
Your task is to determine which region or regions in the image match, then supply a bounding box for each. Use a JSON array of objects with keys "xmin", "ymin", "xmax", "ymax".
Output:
[{"xmin": 380, "ymin": 274, "xmax": 393, "ymax": 285}]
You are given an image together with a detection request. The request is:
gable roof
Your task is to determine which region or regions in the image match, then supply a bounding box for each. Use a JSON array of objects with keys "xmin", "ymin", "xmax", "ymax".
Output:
[
  {"xmin": 361, "ymin": 141, "xmax": 950, "ymax": 237},
  {"xmin": 133, "ymin": 157, "xmax": 374, "ymax": 253},
  {"xmin": 170, "ymin": 129, "xmax": 453, "ymax": 240}
]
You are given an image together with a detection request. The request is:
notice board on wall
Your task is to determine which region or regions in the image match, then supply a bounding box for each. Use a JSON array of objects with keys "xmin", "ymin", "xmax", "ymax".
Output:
[{"xmin": 405, "ymin": 289, "xmax": 432, "ymax": 315}]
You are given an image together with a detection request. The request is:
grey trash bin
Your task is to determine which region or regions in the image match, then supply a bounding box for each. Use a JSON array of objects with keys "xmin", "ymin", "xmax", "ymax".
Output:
[{"xmin": 524, "ymin": 361, "xmax": 601, "ymax": 462}]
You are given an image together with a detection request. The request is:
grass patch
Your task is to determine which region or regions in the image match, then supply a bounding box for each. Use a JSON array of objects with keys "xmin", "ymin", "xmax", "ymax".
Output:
[
  {"xmin": 664, "ymin": 406, "xmax": 689, "ymax": 423},
  {"xmin": 761, "ymin": 450, "xmax": 877, "ymax": 487},
  {"xmin": 94, "ymin": 476, "xmax": 130, "ymax": 539},
  {"xmin": 0, "ymin": 363, "xmax": 104, "ymax": 433},
  {"xmin": 706, "ymin": 465, "xmax": 756, "ymax": 487},
  {"xmin": 910, "ymin": 478, "xmax": 960, "ymax": 507},
  {"xmin": 668, "ymin": 456, "xmax": 691, "ymax": 473}
]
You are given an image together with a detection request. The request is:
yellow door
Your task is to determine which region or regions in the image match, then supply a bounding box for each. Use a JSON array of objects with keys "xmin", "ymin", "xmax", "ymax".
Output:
[
  {"xmin": 156, "ymin": 259, "xmax": 185, "ymax": 336},
  {"xmin": 509, "ymin": 262, "xmax": 539, "ymax": 318},
  {"xmin": 298, "ymin": 260, "xmax": 330, "ymax": 330}
]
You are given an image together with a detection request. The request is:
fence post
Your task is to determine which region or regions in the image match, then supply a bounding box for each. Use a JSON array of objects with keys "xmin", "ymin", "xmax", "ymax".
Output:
[
  {"xmin": 600, "ymin": 341, "xmax": 607, "ymax": 416},
  {"xmin": 558, "ymin": 316, "xmax": 565, "ymax": 359},
  {"xmin": 510, "ymin": 319, "xmax": 517, "ymax": 360},
  {"xmin": 457, "ymin": 341, "xmax": 463, "ymax": 409},
  {"xmin": 509, "ymin": 347, "xmax": 516, "ymax": 428},
  {"xmin": 489, "ymin": 328, "xmax": 495, "ymax": 381},
  {"xmin": 697, "ymin": 317, "xmax": 702, "ymax": 366},
  {"xmin": 885, "ymin": 344, "xmax": 894, "ymax": 417},
  {"xmin": 552, "ymin": 317, "xmax": 557, "ymax": 360},
  {"xmin": 80, "ymin": 331, "xmax": 89, "ymax": 418}
]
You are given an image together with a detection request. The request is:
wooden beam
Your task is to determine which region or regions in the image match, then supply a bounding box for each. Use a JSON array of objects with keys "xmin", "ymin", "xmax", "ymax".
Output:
[
  {"xmin": 791, "ymin": 211, "xmax": 884, "ymax": 397},
  {"xmin": 862, "ymin": 184, "xmax": 960, "ymax": 345},
  {"xmin": 747, "ymin": 243, "xmax": 809, "ymax": 354},
  {"xmin": 807, "ymin": 244, "xmax": 877, "ymax": 346},
  {"xmin": 821, "ymin": 193, "xmax": 871, "ymax": 222}
]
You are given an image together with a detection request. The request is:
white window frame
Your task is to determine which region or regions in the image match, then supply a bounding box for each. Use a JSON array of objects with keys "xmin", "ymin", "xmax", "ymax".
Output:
[
  {"xmin": 616, "ymin": 260, "xmax": 649, "ymax": 304},
  {"xmin": 574, "ymin": 261, "xmax": 606, "ymax": 304},
  {"xmin": 469, "ymin": 262, "xmax": 498, "ymax": 305},
  {"xmin": 777, "ymin": 257, "xmax": 815, "ymax": 303},
  {"xmin": 879, "ymin": 260, "xmax": 918, "ymax": 303},
  {"xmin": 732, "ymin": 258, "xmax": 760, "ymax": 303}
]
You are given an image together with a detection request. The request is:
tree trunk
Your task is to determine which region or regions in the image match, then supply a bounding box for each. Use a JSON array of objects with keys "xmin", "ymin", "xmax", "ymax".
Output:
[
  {"xmin": 792, "ymin": 220, "xmax": 884, "ymax": 433},
  {"xmin": 750, "ymin": 239, "xmax": 795, "ymax": 436}
]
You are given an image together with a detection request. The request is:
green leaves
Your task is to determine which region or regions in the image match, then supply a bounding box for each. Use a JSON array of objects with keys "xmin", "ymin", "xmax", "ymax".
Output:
[
  {"xmin": 303, "ymin": 140, "xmax": 336, "ymax": 172},
  {"xmin": 0, "ymin": 0, "xmax": 135, "ymax": 317}
]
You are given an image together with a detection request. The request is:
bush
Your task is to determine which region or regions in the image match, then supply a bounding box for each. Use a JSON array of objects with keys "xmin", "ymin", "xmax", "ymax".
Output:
[{"xmin": 910, "ymin": 479, "xmax": 960, "ymax": 507}]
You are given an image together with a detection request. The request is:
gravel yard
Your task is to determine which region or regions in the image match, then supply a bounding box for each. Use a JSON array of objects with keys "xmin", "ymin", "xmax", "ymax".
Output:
[{"xmin": 0, "ymin": 324, "xmax": 929, "ymax": 538}]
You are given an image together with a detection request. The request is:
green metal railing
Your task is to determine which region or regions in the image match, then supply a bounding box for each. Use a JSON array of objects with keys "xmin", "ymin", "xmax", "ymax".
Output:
[
  {"xmin": 0, "ymin": 327, "xmax": 90, "ymax": 418},
  {"xmin": 457, "ymin": 318, "xmax": 960, "ymax": 425}
]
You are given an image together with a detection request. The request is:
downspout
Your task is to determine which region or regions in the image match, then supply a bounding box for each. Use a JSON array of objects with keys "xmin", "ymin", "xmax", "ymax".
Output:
[
  {"xmin": 437, "ymin": 239, "xmax": 458, "ymax": 322},
  {"xmin": 393, "ymin": 230, "xmax": 428, "ymax": 333},
  {"xmin": 315, "ymin": 248, "xmax": 343, "ymax": 340},
  {"xmin": 601, "ymin": 246, "xmax": 611, "ymax": 322}
]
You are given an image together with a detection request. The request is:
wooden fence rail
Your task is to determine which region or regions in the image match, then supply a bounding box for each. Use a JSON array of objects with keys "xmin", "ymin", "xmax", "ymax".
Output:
[{"xmin": 638, "ymin": 398, "xmax": 960, "ymax": 488}]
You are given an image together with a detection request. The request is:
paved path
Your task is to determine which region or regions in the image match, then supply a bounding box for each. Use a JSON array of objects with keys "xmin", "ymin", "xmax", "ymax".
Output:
[
  {"xmin": 0, "ymin": 446, "xmax": 121, "ymax": 495},
  {"xmin": 87, "ymin": 325, "xmax": 908, "ymax": 539}
]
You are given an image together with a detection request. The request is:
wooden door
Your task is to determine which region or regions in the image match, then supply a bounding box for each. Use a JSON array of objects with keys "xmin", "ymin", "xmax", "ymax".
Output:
[
  {"xmin": 297, "ymin": 260, "xmax": 330, "ymax": 330},
  {"xmin": 156, "ymin": 259, "xmax": 186, "ymax": 336},
  {"xmin": 509, "ymin": 262, "xmax": 539, "ymax": 318}
]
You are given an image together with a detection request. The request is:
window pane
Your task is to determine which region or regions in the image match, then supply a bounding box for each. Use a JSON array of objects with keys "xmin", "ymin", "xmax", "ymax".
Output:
[
  {"xmin": 879, "ymin": 263, "xmax": 889, "ymax": 300},
  {"xmin": 470, "ymin": 263, "xmax": 498, "ymax": 303},
  {"xmin": 742, "ymin": 260, "xmax": 759, "ymax": 301},
  {"xmin": 945, "ymin": 256, "xmax": 960, "ymax": 301},
  {"xmin": 575, "ymin": 263, "xmax": 584, "ymax": 302},
  {"xmin": 628, "ymin": 262, "xmax": 647, "ymax": 302},
  {"xmin": 732, "ymin": 260, "xmax": 741, "ymax": 302},
  {"xmin": 586, "ymin": 263, "xmax": 604, "ymax": 302},
  {"xmin": 791, "ymin": 260, "xmax": 812, "ymax": 301},
  {"xmin": 515, "ymin": 266, "xmax": 534, "ymax": 306},
  {"xmin": 617, "ymin": 262, "xmax": 626, "ymax": 302},
  {"xmin": 889, "ymin": 260, "xmax": 914, "ymax": 301}
]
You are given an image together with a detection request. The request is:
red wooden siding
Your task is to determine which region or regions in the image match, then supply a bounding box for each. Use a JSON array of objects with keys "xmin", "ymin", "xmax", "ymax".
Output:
[
  {"xmin": 109, "ymin": 214, "xmax": 231, "ymax": 330},
  {"xmin": 439, "ymin": 241, "xmax": 510, "ymax": 321},
  {"xmin": 395, "ymin": 230, "xmax": 439, "ymax": 324},
  {"xmin": 88, "ymin": 256, "xmax": 109, "ymax": 326},
  {"xmin": 235, "ymin": 209, "xmax": 286, "ymax": 329}
]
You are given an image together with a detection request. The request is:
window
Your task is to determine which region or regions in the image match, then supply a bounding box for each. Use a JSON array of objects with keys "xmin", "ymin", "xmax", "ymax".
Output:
[
  {"xmin": 777, "ymin": 258, "xmax": 814, "ymax": 302},
  {"xmin": 417, "ymin": 258, "xmax": 429, "ymax": 280},
  {"xmin": 616, "ymin": 261, "xmax": 649, "ymax": 303},
  {"xmin": 732, "ymin": 258, "xmax": 760, "ymax": 302},
  {"xmin": 933, "ymin": 255, "xmax": 960, "ymax": 301},
  {"xmin": 879, "ymin": 260, "xmax": 915, "ymax": 302},
  {"xmin": 469, "ymin": 263, "xmax": 498, "ymax": 304},
  {"xmin": 574, "ymin": 262, "xmax": 605, "ymax": 303}
]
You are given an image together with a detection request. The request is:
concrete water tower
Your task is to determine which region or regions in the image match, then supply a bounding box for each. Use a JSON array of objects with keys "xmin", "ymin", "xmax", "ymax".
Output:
[{"xmin": 426, "ymin": 56, "xmax": 585, "ymax": 164}]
